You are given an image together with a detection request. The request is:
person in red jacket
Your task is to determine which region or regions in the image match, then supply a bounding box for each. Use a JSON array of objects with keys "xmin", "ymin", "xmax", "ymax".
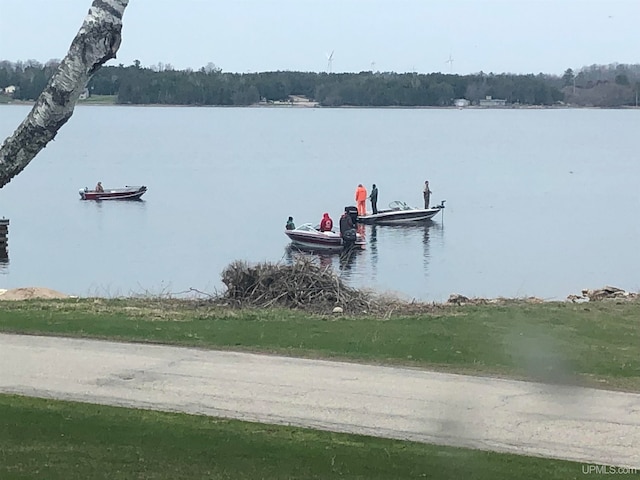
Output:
[
  {"xmin": 319, "ymin": 212, "xmax": 333, "ymax": 232},
  {"xmin": 355, "ymin": 184, "xmax": 367, "ymax": 216}
]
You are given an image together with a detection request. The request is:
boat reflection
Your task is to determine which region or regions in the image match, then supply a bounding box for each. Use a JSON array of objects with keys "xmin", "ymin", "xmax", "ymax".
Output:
[
  {"xmin": 81, "ymin": 199, "xmax": 147, "ymax": 211},
  {"xmin": 363, "ymin": 220, "xmax": 444, "ymax": 271},
  {"xmin": 338, "ymin": 244, "xmax": 360, "ymax": 274},
  {"xmin": 369, "ymin": 225, "xmax": 378, "ymax": 275},
  {"xmin": 283, "ymin": 243, "xmax": 362, "ymax": 276}
]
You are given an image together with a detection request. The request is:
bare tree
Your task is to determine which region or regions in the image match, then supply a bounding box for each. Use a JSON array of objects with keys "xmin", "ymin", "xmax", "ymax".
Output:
[{"xmin": 0, "ymin": 0, "xmax": 130, "ymax": 189}]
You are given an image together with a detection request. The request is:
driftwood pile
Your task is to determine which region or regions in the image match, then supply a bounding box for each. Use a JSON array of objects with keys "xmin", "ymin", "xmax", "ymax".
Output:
[
  {"xmin": 446, "ymin": 293, "xmax": 545, "ymax": 306},
  {"xmin": 219, "ymin": 258, "xmax": 378, "ymax": 314},
  {"xmin": 568, "ymin": 286, "xmax": 637, "ymax": 302}
]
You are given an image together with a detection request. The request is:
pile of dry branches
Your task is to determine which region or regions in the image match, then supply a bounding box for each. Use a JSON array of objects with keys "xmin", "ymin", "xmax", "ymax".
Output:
[{"xmin": 219, "ymin": 258, "xmax": 377, "ymax": 314}]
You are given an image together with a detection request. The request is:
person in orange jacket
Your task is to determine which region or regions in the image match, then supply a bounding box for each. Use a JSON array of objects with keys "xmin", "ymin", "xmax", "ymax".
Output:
[{"xmin": 355, "ymin": 184, "xmax": 367, "ymax": 216}]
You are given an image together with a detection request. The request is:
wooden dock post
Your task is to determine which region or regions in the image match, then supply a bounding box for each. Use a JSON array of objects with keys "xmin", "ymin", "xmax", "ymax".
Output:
[{"xmin": 0, "ymin": 218, "xmax": 9, "ymax": 261}]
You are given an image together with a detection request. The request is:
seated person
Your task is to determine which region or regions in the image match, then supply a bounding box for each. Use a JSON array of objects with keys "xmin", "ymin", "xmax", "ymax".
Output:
[
  {"xmin": 319, "ymin": 212, "xmax": 333, "ymax": 232},
  {"xmin": 95, "ymin": 181, "xmax": 104, "ymax": 192},
  {"xmin": 285, "ymin": 216, "xmax": 295, "ymax": 230}
]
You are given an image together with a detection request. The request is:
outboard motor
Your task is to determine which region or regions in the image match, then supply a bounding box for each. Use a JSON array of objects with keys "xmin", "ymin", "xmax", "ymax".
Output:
[
  {"xmin": 345, "ymin": 205, "xmax": 359, "ymax": 224},
  {"xmin": 340, "ymin": 206, "xmax": 359, "ymax": 249}
]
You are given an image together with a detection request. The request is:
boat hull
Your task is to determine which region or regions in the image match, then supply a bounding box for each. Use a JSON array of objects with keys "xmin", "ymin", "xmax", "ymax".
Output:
[
  {"xmin": 285, "ymin": 224, "xmax": 364, "ymax": 252},
  {"xmin": 79, "ymin": 186, "xmax": 147, "ymax": 201},
  {"xmin": 358, "ymin": 206, "xmax": 442, "ymax": 224}
]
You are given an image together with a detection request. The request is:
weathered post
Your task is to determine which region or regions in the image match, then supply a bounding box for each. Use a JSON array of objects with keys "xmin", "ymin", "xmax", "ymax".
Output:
[{"xmin": 0, "ymin": 218, "xmax": 8, "ymax": 262}]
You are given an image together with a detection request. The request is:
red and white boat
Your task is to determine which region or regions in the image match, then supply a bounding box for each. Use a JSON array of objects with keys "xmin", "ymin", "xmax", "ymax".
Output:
[
  {"xmin": 79, "ymin": 185, "xmax": 147, "ymax": 201},
  {"xmin": 285, "ymin": 223, "xmax": 365, "ymax": 252}
]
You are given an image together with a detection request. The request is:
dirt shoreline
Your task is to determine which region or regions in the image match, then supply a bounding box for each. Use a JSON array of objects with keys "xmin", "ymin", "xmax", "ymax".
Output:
[
  {"xmin": 0, "ymin": 285, "xmax": 634, "ymax": 304},
  {"xmin": 0, "ymin": 287, "xmax": 69, "ymax": 300}
]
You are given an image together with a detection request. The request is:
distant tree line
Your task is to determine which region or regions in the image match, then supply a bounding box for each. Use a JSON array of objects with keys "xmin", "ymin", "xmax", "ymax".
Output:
[
  {"xmin": 2, "ymin": 59, "xmax": 640, "ymax": 107},
  {"xmin": 558, "ymin": 64, "xmax": 640, "ymax": 107},
  {"xmin": 0, "ymin": 60, "xmax": 61, "ymax": 101}
]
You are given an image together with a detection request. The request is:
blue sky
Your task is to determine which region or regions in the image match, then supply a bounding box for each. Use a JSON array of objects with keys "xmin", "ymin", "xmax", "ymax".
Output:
[{"xmin": 0, "ymin": 0, "xmax": 638, "ymax": 75}]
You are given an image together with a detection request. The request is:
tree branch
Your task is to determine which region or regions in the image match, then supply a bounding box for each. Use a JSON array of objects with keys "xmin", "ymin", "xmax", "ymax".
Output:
[{"xmin": 0, "ymin": 0, "xmax": 129, "ymax": 189}]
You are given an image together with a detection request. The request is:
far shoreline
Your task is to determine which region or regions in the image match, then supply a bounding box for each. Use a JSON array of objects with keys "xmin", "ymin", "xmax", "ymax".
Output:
[{"xmin": 1, "ymin": 100, "xmax": 635, "ymax": 110}]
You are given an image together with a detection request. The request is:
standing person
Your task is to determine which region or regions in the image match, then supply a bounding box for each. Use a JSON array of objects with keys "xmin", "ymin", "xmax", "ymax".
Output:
[
  {"xmin": 285, "ymin": 216, "xmax": 295, "ymax": 230},
  {"xmin": 355, "ymin": 183, "xmax": 368, "ymax": 216},
  {"xmin": 423, "ymin": 180, "xmax": 432, "ymax": 209},
  {"xmin": 95, "ymin": 181, "xmax": 104, "ymax": 192},
  {"xmin": 319, "ymin": 212, "xmax": 333, "ymax": 232},
  {"xmin": 339, "ymin": 207, "xmax": 356, "ymax": 248},
  {"xmin": 369, "ymin": 183, "xmax": 379, "ymax": 214}
]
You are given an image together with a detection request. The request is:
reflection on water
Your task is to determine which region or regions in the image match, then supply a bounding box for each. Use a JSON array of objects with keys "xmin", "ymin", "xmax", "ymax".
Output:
[
  {"xmin": 338, "ymin": 245, "xmax": 360, "ymax": 276},
  {"xmin": 283, "ymin": 244, "xmax": 362, "ymax": 280},
  {"xmin": 369, "ymin": 225, "xmax": 378, "ymax": 275},
  {"xmin": 365, "ymin": 220, "xmax": 444, "ymax": 257},
  {"xmin": 80, "ymin": 199, "xmax": 148, "ymax": 211},
  {"xmin": 358, "ymin": 221, "xmax": 446, "ymax": 297},
  {"xmin": 422, "ymin": 221, "xmax": 444, "ymax": 267}
]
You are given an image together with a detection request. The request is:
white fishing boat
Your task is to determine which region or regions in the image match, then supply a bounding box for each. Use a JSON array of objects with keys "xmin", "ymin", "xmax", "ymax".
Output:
[{"xmin": 358, "ymin": 200, "xmax": 445, "ymax": 225}]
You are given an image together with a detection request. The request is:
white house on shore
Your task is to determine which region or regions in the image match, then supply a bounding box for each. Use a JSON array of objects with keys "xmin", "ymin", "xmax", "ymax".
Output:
[
  {"xmin": 2, "ymin": 85, "xmax": 16, "ymax": 95},
  {"xmin": 478, "ymin": 95, "xmax": 507, "ymax": 107}
]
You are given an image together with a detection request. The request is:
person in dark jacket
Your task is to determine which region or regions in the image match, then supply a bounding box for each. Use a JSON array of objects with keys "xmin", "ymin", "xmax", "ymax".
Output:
[
  {"xmin": 285, "ymin": 216, "xmax": 295, "ymax": 230},
  {"xmin": 423, "ymin": 180, "xmax": 432, "ymax": 209},
  {"xmin": 369, "ymin": 184, "xmax": 378, "ymax": 214},
  {"xmin": 339, "ymin": 208, "xmax": 356, "ymax": 248}
]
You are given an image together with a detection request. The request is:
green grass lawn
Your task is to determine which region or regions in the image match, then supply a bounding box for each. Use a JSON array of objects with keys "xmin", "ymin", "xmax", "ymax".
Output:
[
  {"xmin": 0, "ymin": 394, "xmax": 606, "ymax": 480},
  {"xmin": 0, "ymin": 298, "xmax": 638, "ymax": 391},
  {"xmin": 1, "ymin": 299, "xmax": 636, "ymax": 478}
]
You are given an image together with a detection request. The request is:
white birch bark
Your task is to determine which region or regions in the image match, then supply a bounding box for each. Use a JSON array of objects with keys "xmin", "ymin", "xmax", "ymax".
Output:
[{"xmin": 0, "ymin": 0, "xmax": 129, "ymax": 188}]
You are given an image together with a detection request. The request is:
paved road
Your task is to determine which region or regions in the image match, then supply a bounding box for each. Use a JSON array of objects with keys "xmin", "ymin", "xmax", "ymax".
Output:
[{"xmin": 1, "ymin": 333, "xmax": 638, "ymax": 468}]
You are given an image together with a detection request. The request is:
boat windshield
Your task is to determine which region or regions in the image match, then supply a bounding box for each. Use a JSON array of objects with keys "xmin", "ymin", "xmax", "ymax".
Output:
[
  {"xmin": 295, "ymin": 223, "xmax": 317, "ymax": 232},
  {"xmin": 388, "ymin": 201, "xmax": 413, "ymax": 210}
]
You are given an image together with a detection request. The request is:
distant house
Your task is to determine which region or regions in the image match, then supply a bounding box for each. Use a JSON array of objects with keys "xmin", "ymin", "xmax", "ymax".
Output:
[
  {"xmin": 2, "ymin": 85, "xmax": 16, "ymax": 95},
  {"xmin": 478, "ymin": 95, "xmax": 507, "ymax": 107},
  {"xmin": 454, "ymin": 98, "xmax": 470, "ymax": 108},
  {"xmin": 288, "ymin": 95, "xmax": 319, "ymax": 107}
]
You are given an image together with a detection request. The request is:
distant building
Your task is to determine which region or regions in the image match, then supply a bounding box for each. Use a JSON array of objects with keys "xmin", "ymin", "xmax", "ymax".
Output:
[
  {"xmin": 287, "ymin": 95, "xmax": 319, "ymax": 107},
  {"xmin": 478, "ymin": 95, "xmax": 507, "ymax": 107},
  {"xmin": 2, "ymin": 85, "xmax": 16, "ymax": 95},
  {"xmin": 454, "ymin": 98, "xmax": 470, "ymax": 108}
]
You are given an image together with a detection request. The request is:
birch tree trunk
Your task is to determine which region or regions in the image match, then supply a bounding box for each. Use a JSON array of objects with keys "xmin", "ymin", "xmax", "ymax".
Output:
[{"xmin": 0, "ymin": 0, "xmax": 129, "ymax": 189}]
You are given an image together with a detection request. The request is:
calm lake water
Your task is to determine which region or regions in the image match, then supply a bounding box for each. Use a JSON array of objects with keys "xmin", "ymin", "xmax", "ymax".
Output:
[{"xmin": 0, "ymin": 105, "xmax": 638, "ymax": 301}]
